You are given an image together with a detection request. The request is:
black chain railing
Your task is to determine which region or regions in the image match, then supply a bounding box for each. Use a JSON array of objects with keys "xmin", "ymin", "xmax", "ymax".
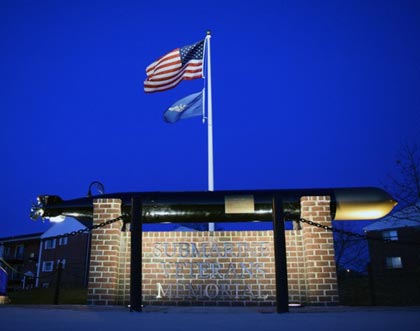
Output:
[
  {"xmin": 3, "ymin": 213, "xmax": 419, "ymax": 280},
  {"xmin": 43, "ymin": 214, "xmax": 129, "ymax": 243},
  {"xmin": 0, "ymin": 214, "xmax": 129, "ymax": 279},
  {"xmin": 296, "ymin": 217, "xmax": 420, "ymax": 246},
  {"xmin": 297, "ymin": 217, "xmax": 366, "ymax": 239}
]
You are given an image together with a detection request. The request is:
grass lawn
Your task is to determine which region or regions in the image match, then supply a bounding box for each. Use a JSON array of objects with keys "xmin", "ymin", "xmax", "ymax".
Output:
[
  {"xmin": 7, "ymin": 287, "xmax": 87, "ymax": 305},
  {"xmin": 338, "ymin": 276, "xmax": 374, "ymax": 306}
]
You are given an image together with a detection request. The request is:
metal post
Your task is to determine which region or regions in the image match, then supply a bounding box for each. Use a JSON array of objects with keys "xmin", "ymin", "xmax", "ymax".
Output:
[
  {"xmin": 53, "ymin": 262, "xmax": 63, "ymax": 305},
  {"xmin": 130, "ymin": 197, "xmax": 143, "ymax": 312},
  {"xmin": 367, "ymin": 263, "xmax": 376, "ymax": 306},
  {"xmin": 272, "ymin": 196, "xmax": 289, "ymax": 313},
  {"xmin": 206, "ymin": 31, "xmax": 215, "ymax": 232}
]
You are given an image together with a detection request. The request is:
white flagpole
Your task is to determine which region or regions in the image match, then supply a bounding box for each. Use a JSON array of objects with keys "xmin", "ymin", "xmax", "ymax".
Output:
[{"xmin": 205, "ymin": 31, "xmax": 215, "ymax": 232}]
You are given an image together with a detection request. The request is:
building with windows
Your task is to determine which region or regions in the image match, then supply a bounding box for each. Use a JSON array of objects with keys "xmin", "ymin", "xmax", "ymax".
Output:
[
  {"xmin": 36, "ymin": 218, "xmax": 91, "ymax": 288},
  {"xmin": 364, "ymin": 203, "xmax": 420, "ymax": 304},
  {"xmin": 0, "ymin": 232, "xmax": 41, "ymax": 290},
  {"xmin": 0, "ymin": 218, "xmax": 90, "ymax": 291}
]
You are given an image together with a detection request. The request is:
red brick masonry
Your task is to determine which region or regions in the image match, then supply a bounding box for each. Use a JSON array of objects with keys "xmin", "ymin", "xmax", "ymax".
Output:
[{"xmin": 88, "ymin": 197, "xmax": 338, "ymax": 306}]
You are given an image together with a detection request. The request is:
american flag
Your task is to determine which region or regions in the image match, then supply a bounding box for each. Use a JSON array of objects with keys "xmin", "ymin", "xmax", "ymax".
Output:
[{"xmin": 144, "ymin": 40, "xmax": 205, "ymax": 93}]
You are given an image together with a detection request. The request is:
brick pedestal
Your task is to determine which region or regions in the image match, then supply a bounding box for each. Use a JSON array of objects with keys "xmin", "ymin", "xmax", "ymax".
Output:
[
  {"xmin": 87, "ymin": 199, "xmax": 123, "ymax": 305},
  {"xmin": 300, "ymin": 196, "xmax": 339, "ymax": 305}
]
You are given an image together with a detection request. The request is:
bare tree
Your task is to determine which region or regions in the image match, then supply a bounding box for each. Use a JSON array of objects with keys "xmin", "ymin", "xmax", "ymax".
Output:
[
  {"xmin": 383, "ymin": 142, "xmax": 420, "ymax": 221},
  {"xmin": 333, "ymin": 221, "xmax": 369, "ymax": 273},
  {"xmin": 334, "ymin": 142, "xmax": 420, "ymax": 273}
]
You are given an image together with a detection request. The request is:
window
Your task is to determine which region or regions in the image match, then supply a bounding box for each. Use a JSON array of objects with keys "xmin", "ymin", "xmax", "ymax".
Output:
[
  {"xmin": 10, "ymin": 270, "xmax": 18, "ymax": 281},
  {"xmin": 42, "ymin": 261, "xmax": 54, "ymax": 272},
  {"xmin": 386, "ymin": 256, "xmax": 403, "ymax": 269},
  {"xmin": 56, "ymin": 259, "xmax": 66, "ymax": 269},
  {"xmin": 383, "ymin": 230, "xmax": 398, "ymax": 241},
  {"xmin": 58, "ymin": 237, "xmax": 68, "ymax": 246},
  {"xmin": 44, "ymin": 239, "xmax": 56, "ymax": 250},
  {"xmin": 15, "ymin": 245, "xmax": 24, "ymax": 259},
  {"xmin": 42, "ymin": 283, "xmax": 50, "ymax": 288}
]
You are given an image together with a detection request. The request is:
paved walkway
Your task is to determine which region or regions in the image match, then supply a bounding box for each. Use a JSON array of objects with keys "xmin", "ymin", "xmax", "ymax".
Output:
[{"xmin": 1, "ymin": 305, "xmax": 419, "ymax": 331}]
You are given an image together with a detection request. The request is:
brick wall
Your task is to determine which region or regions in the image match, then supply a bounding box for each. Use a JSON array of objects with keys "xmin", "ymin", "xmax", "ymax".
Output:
[
  {"xmin": 300, "ymin": 196, "xmax": 339, "ymax": 305},
  {"xmin": 141, "ymin": 231, "xmax": 277, "ymax": 306},
  {"xmin": 87, "ymin": 199, "xmax": 123, "ymax": 305},
  {"xmin": 88, "ymin": 196, "xmax": 339, "ymax": 306}
]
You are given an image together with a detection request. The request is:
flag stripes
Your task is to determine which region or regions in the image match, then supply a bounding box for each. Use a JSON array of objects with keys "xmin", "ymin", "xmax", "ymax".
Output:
[{"xmin": 144, "ymin": 40, "xmax": 204, "ymax": 93}]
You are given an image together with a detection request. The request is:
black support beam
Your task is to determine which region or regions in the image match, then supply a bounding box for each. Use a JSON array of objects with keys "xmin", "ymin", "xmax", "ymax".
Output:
[
  {"xmin": 272, "ymin": 196, "xmax": 289, "ymax": 313},
  {"xmin": 130, "ymin": 197, "xmax": 143, "ymax": 312}
]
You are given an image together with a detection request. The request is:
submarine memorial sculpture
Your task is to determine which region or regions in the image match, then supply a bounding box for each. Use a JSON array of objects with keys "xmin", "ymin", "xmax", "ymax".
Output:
[{"xmin": 29, "ymin": 187, "xmax": 397, "ymax": 313}]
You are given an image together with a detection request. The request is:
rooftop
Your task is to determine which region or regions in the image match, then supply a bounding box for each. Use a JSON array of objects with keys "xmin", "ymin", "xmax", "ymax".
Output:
[{"xmin": 364, "ymin": 202, "xmax": 420, "ymax": 232}]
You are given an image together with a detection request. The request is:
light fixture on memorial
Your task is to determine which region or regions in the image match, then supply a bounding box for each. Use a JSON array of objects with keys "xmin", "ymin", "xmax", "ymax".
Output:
[{"xmin": 87, "ymin": 181, "xmax": 105, "ymax": 197}]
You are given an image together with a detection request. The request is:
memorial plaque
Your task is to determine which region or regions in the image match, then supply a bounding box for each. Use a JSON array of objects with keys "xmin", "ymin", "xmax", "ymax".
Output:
[{"xmin": 225, "ymin": 195, "xmax": 255, "ymax": 214}]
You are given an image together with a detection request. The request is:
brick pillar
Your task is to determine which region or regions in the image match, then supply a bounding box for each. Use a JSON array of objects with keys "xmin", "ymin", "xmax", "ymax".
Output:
[
  {"xmin": 87, "ymin": 199, "xmax": 123, "ymax": 305},
  {"xmin": 300, "ymin": 196, "xmax": 339, "ymax": 305},
  {"xmin": 116, "ymin": 231, "xmax": 131, "ymax": 305},
  {"xmin": 285, "ymin": 230, "xmax": 306, "ymax": 304}
]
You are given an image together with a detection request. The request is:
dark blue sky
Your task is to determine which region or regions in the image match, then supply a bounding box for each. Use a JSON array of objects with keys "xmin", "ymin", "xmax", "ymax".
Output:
[{"xmin": 1, "ymin": 0, "xmax": 419, "ymax": 237}]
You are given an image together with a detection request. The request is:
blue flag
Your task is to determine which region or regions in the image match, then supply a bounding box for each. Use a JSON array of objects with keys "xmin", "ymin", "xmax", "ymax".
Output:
[{"xmin": 163, "ymin": 90, "xmax": 204, "ymax": 123}]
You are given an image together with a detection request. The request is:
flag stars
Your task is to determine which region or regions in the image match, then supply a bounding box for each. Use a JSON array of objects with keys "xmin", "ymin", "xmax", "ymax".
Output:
[{"xmin": 180, "ymin": 41, "xmax": 204, "ymax": 66}]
